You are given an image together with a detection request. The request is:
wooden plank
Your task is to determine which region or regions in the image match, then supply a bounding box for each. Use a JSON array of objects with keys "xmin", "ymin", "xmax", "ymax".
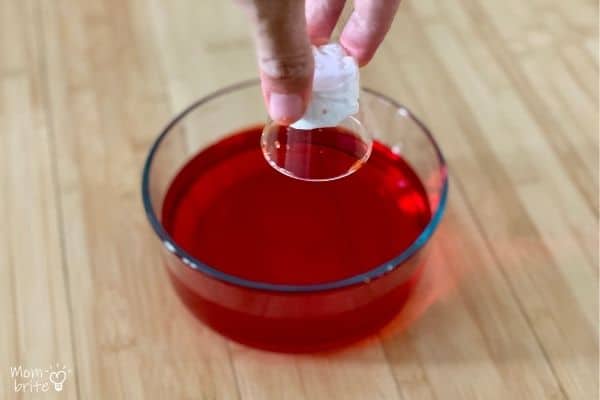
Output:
[
  {"xmin": 37, "ymin": 0, "xmax": 241, "ymax": 398},
  {"xmin": 399, "ymin": 7, "xmax": 599, "ymax": 397},
  {"xmin": 0, "ymin": 1, "xmax": 78, "ymax": 399},
  {"xmin": 369, "ymin": 4, "xmax": 597, "ymax": 399}
]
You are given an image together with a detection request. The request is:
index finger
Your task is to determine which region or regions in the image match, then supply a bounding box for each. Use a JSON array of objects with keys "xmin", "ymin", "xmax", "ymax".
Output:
[
  {"xmin": 306, "ymin": 0, "xmax": 346, "ymax": 45},
  {"xmin": 339, "ymin": 0, "xmax": 401, "ymax": 66}
]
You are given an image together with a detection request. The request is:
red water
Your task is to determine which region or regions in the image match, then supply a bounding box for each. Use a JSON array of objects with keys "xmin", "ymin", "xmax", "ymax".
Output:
[
  {"xmin": 160, "ymin": 125, "xmax": 432, "ymax": 350},
  {"xmin": 162, "ymin": 126, "xmax": 430, "ymax": 283}
]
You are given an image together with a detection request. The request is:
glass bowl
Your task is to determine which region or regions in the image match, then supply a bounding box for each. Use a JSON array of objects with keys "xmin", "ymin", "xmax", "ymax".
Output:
[{"xmin": 142, "ymin": 80, "xmax": 448, "ymax": 352}]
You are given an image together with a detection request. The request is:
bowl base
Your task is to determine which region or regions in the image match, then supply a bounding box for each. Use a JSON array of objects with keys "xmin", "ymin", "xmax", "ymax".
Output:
[{"xmin": 168, "ymin": 266, "xmax": 424, "ymax": 353}]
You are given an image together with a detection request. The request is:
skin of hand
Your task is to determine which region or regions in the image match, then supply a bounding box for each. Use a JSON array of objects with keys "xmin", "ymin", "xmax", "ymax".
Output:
[{"xmin": 236, "ymin": 0, "xmax": 401, "ymax": 124}]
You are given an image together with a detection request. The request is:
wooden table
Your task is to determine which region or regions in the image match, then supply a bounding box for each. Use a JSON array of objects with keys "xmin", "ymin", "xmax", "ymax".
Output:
[{"xmin": 1, "ymin": 0, "xmax": 597, "ymax": 399}]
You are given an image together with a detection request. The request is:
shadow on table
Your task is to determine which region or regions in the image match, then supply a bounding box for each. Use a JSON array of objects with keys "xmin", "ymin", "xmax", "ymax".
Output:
[{"xmin": 299, "ymin": 199, "xmax": 597, "ymax": 368}]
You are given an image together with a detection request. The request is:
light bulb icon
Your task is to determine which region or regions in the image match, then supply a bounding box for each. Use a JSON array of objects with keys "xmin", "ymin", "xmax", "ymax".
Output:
[{"xmin": 49, "ymin": 369, "xmax": 67, "ymax": 391}]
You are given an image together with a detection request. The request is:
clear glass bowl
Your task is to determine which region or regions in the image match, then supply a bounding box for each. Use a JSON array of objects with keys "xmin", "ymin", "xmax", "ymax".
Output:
[{"xmin": 142, "ymin": 79, "xmax": 448, "ymax": 352}]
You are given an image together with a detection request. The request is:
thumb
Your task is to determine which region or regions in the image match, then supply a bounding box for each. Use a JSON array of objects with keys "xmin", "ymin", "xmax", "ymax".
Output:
[{"xmin": 238, "ymin": 0, "xmax": 314, "ymax": 124}]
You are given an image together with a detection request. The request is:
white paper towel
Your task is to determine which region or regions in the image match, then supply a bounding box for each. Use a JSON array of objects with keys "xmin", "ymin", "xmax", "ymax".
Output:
[{"xmin": 290, "ymin": 44, "xmax": 359, "ymax": 130}]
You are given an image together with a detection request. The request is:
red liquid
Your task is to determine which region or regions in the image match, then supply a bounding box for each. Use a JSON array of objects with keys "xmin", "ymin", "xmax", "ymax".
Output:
[{"xmin": 161, "ymin": 126, "xmax": 432, "ymax": 351}]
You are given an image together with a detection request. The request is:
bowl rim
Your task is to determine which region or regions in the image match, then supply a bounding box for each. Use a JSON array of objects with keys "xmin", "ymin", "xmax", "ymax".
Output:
[{"xmin": 141, "ymin": 79, "xmax": 449, "ymax": 293}]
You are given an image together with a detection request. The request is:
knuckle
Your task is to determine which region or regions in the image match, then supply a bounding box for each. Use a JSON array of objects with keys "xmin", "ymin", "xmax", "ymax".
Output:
[{"xmin": 260, "ymin": 52, "xmax": 313, "ymax": 82}]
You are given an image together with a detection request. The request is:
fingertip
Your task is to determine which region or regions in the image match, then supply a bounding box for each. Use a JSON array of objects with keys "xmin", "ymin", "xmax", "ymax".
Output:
[
  {"xmin": 268, "ymin": 92, "xmax": 306, "ymax": 124},
  {"xmin": 339, "ymin": 0, "xmax": 401, "ymax": 66},
  {"xmin": 340, "ymin": 38, "xmax": 375, "ymax": 67},
  {"xmin": 340, "ymin": 17, "xmax": 382, "ymax": 66},
  {"xmin": 307, "ymin": 30, "xmax": 330, "ymax": 46},
  {"xmin": 260, "ymin": 70, "xmax": 311, "ymax": 124}
]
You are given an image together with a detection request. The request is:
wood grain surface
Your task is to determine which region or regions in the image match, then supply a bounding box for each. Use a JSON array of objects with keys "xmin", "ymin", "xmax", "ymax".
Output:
[{"xmin": 1, "ymin": 0, "xmax": 598, "ymax": 399}]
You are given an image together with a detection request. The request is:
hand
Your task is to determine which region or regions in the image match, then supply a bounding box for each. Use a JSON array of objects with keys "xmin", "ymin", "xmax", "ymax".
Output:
[{"xmin": 237, "ymin": 0, "xmax": 401, "ymax": 124}]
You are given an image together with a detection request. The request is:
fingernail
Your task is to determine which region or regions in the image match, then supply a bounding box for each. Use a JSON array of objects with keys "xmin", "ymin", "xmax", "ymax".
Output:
[{"xmin": 269, "ymin": 93, "xmax": 304, "ymax": 124}]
